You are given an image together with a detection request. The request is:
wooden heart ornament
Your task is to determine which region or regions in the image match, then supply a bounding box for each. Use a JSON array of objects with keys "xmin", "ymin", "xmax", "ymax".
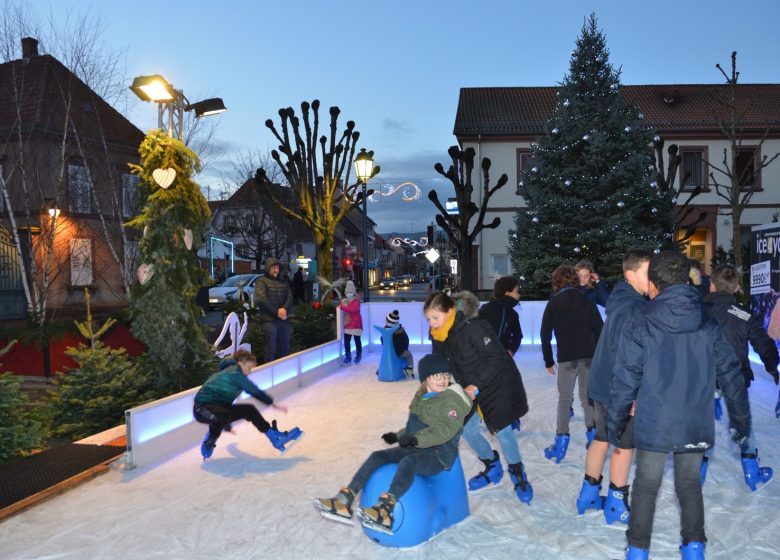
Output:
[
  {"xmin": 137, "ymin": 263, "xmax": 155, "ymax": 285},
  {"xmin": 183, "ymin": 229, "xmax": 193, "ymax": 250},
  {"xmin": 152, "ymin": 167, "xmax": 176, "ymax": 189}
]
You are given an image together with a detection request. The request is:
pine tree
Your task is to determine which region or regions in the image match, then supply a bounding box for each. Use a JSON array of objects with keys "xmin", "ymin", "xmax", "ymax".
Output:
[
  {"xmin": 509, "ymin": 15, "xmax": 675, "ymax": 295},
  {"xmin": 127, "ymin": 130, "xmax": 216, "ymax": 391}
]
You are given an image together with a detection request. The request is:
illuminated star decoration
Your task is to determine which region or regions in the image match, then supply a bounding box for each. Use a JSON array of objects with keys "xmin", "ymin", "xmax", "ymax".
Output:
[{"xmin": 368, "ymin": 181, "xmax": 422, "ymax": 202}]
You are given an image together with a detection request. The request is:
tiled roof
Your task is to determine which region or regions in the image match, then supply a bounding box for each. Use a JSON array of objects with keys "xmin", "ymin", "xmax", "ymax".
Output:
[
  {"xmin": 454, "ymin": 84, "xmax": 780, "ymax": 137},
  {"xmin": 0, "ymin": 53, "xmax": 144, "ymax": 150}
]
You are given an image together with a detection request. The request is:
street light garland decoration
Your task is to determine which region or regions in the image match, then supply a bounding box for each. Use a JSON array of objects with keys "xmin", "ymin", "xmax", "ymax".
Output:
[{"xmin": 368, "ymin": 181, "xmax": 422, "ymax": 202}]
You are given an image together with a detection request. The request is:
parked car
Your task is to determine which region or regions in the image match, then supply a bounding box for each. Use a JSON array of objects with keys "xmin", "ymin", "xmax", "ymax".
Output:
[
  {"xmin": 209, "ymin": 274, "xmax": 261, "ymax": 308},
  {"xmin": 379, "ymin": 277, "xmax": 399, "ymax": 290},
  {"xmin": 397, "ymin": 274, "xmax": 413, "ymax": 286}
]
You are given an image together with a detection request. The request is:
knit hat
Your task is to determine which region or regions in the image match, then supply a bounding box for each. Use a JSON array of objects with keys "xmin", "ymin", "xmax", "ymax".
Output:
[
  {"xmin": 265, "ymin": 256, "xmax": 281, "ymax": 270},
  {"xmin": 418, "ymin": 353, "xmax": 450, "ymax": 383},
  {"xmin": 385, "ymin": 309, "xmax": 400, "ymax": 327},
  {"xmin": 345, "ymin": 280, "xmax": 356, "ymax": 296}
]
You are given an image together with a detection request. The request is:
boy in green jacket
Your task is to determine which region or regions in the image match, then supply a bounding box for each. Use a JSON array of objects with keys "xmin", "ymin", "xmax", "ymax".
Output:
[{"xmin": 193, "ymin": 350, "xmax": 302, "ymax": 460}]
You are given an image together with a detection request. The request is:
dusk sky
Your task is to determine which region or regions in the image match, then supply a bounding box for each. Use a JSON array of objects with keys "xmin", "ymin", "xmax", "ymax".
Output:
[{"xmin": 23, "ymin": 0, "xmax": 780, "ymax": 233}]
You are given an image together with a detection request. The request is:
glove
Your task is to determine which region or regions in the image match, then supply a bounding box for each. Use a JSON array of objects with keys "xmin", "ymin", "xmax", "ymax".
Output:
[
  {"xmin": 381, "ymin": 432, "xmax": 398, "ymax": 444},
  {"xmin": 398, "ymin": 434, "xmax": 418, "ymax": 448},
  {"xmin": 768, "ymin": 370, "xmax": 779, "ymax": 385}
]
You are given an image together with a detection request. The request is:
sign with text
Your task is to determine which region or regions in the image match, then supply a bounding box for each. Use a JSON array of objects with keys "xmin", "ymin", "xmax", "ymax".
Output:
[{"xmin": 750, "ymin": 223, "xmax": 780, "ymax": 343}]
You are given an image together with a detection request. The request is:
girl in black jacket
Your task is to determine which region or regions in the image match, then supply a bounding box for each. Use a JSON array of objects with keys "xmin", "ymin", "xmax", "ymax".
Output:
[{"xmin": 424, "ymin": 291, "xmax": 533, "ymax": 505}]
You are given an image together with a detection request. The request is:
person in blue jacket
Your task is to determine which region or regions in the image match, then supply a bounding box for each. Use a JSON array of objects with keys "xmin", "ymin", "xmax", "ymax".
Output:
[
  {"xmin": 193, "ymin": 350, "xmax": 302, "ymax": 460},
  {"xmin": 576, "ymin": 249, "xmax": 650, "ymax": 526},
  {"xmin": 575, "ymin": 259, "xmax": 610, "ymax": 307},
  {"xmin": 608, "ymin": 251, "xmax": 751, "ymax": 560}
]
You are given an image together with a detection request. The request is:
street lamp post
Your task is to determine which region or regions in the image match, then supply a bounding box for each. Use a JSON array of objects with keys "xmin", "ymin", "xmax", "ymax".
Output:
[
  {"xmin": 354, "ymin": 149, "xmax": 375, "ymax": 303},
  {"xmin": 129, "ymin": 74, "xmax": 226, "ymax": 140}
]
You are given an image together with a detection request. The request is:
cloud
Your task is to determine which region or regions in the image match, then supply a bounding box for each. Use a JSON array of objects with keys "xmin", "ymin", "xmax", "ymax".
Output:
[{"xmin": 381, "ymin": 118, "xmax": 415, "ymax": 135}]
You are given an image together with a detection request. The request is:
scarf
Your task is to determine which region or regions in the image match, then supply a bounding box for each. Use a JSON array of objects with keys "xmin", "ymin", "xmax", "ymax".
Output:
[{"xmin": 430, "ymin": 309, "xmax": 456, "ymax": 342}]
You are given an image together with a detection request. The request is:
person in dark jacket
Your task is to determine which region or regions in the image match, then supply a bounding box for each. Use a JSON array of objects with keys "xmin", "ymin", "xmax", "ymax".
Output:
[
  {"xmin": 314, "ymin": 353, "xmax": 472, "ymax": 534},
  {"xmin": 540, "ymin": 265, "xmax": 603, "ymax": 463},
  {"xmin": 576, "ymin": 249, "xmax": 650, "ymax": 526},
  {"xmin": 608, "ymin": 251, "xmax": 752, "ymax": 560},
  {"xmin": 383, "ymin": 309, "xmax": 414, "ymax": 378},
  {"xmin": 193, "ymin": 350, "xmax": 302, "ymax": 460},
  {"xmin": 688, "ymin": 258, "xmax": 711, "ymax": 298},
  {"xmin": 478, "ymin": 275, "xmax": 523, "ymax": 357},
  {"xmin": 254, "ymin": 257, "xmax": 293, "ymax": 363},
  {"xmin": 292, "ymin": 267, "xmax": 306, "ymax": 304},
  {"xmin": 575, "ymin": 259, "xmax": 610, "ymax": 307},
  {"xmin": 425, "ymin": 291, "xmax": 533, "ymax": 505}
]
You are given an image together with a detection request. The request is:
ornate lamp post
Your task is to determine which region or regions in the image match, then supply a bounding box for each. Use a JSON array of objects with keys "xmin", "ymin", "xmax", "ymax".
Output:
[{"xmin": 354, "ymin": 148, "xmax": 375, "ymax": 303}]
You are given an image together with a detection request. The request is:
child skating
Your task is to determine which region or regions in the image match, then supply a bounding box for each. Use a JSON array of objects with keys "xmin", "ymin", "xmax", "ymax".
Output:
[
  {"xmin": 339, "ymin": 280, "xmax": 363, "ymax": 365},
  {"xmin": 314, "ymin": 353, "xmax": 471, "ymax": 534},
  {"xmin": 381, "ymin": 309, "xmax": 415, "ymax": 378},
  {"xmin": 193, "ymin": 350, "xmax": 302, "ymax": 460}
]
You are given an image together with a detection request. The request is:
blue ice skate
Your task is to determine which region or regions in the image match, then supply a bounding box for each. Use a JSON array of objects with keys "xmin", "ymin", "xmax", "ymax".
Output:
[
  {"xmin": 626, "ymin": 545, "xmax": 649, "ymax": 560},
  {"xmin": 585, "ymin": 426, "xmax": 596, "ymax": 449},
  {"xmin": 741, "ymin": 452, "xmax": 773, "ymax": 491},
  {"xmin": 468, "ymin": 450, "xmax": 503, "ymax": 491},
  {"xmin": 544, "ymin": 433, "xmax": 570, "ymax": 464},
  {"xmin": 680, "ymin": 541, "xmax": 705, "ymax": 559},
  {"xmin": 576, "ymin": 475, "xmax": 604, "ymax": 514},
  {"xmin": 604, "ymin": 483, "xmax": 630, "ymax": 525},
  {"xmin": 569, "ymin": 406, "xmax": 574, "ymax": 419},
  {"xmin": 354, "ymin": 352, "xmax": 362, "ymax": 365},
  {"xmin": 714, "ymin": 396, "xmax": 723, "ymax": 421},
  {"xmin": 200, "ymin": 432, "xmax": 216, "ymax": 461},
  {"xmin": 342, "ymin": 353, "xmax": 352, "ymax": 366},
  {"xmin": 508, "ymin": 462, "xmax": 533, "ymax": 505},
  {"xmin": 266, "ymin": 420, "xmax": 304, "ymax": 453},
  {"xmin": 511, "ymin": 418, "xmax": 522, "ymax": 431}
]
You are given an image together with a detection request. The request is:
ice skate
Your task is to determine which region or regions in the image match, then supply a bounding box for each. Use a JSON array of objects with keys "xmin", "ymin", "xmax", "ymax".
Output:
[
  {"xmin": 713, "ymin": 395, "xmax": 723, "ymax": 421},
  {"xmin": 544, "ymin": 433, "xmax": 570, "ymax": 464},
  {"xmin": 604, "ymin": 482, "xmax": 630, "ymax": 525},
  {"xmin": 342, "ymin": 353, "xmax": 352, "ymax": 366},
  {"xmin": 265, "ymin": 419, "xmax": 304, "ymax": 453},
  {"xmin": 741, "ymin": 451, "xmax": 773, "ymax": 491},
  {"xmin": 358, "ymin": 493, "xmax": 396, "ymax": 535},
  {"xmin": 511, "ymin": 418, "xmax": 522, "ymax": 431},
  {"xmin": 508, "ymin": 462, "xmax": 533, "ymax": 505},
  {"xmin": 354, "ymin": 353, "xmax": 361, "ymax": 365},
  {"xmin": 625, "ymin": 545, "xmax": 649, "ymax": 559},
  {"xmin": 680, "ymin": 541, "xmax": 705, "ymax": 559},
  {"xmin": 314, "ymin": 487, "xmax": 355, "ymax": 525},
  {"xmin": 468, "ymin": 450, "xmax": 504, "ymax": 491},
  {"xmin": 576, "ymin": 474, "xmax": 604, "ymax": 514},
  {"xmin": 200, "ymin": 432, "xmax": 216, "ymax": 461}
]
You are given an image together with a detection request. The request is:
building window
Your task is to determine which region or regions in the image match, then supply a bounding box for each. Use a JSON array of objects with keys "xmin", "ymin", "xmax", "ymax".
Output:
[
  {"xmin": 396, "ymin": 253, "xmax": 404, "ymax": 263},
  {"xmin": 70, "ymin": 238, "xmax": 93, "ymax": 286},
  {"xmin": 491, "ymin": 254, "xmax": 509, "ymax": 277},
  {"xmin": 124, "ymin": 240, "xmax": 139, "ymax": 285},
  {"xmin": 122, "ymin": 173, "xmax": 140, "ymax": 218},
  {"xmin": 222, "ymin": 213, "xmax": 238, "ymax": 230},
  {"xmin": 68, "ymin": 164, "xmax": 91, "ymax": 213},
  {"xmin": 679, "ymin": 147, "xmax": 708, "ymax": 191},
  {"xmin": 736, "ymin": 146, "xmax": 760, "ymax": 190},
  {"xmin": 516, "ymin": 148, "xmax": 533, "ymax": 195}
]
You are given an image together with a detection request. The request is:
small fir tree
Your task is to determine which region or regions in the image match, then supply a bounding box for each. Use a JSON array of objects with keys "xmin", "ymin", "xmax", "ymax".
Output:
[
  {"xmin": 127, "ymin": 130, "xmax": 216, "ymax": 391},
  {"xmin": 0, "ymin": 340, "xmax": 47, "ymax": 463},
  {"xmin": 52, "ymin": 290, "xmax": 155, "ymax": 440},
  {"xmin": 509, "ymin": 15, "xmax": 675, "ymax": 295}
]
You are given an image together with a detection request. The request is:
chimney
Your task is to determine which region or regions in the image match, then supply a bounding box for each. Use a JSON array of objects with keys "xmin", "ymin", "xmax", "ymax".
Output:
[{"xmin": 21, "ymin": 37, "xmax": 39, "ymax": 58}]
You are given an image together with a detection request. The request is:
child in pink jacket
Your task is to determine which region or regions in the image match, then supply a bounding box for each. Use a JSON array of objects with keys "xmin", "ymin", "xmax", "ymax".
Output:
[{"xmin": 340, "ymin": 280, "xmax": 363, "ymax": 365}]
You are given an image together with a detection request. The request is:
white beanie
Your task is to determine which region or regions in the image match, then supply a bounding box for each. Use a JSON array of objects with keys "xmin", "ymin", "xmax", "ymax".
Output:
[{"xmin": 345, "ymin": 280, "xmax": 356, "ymax": 296}]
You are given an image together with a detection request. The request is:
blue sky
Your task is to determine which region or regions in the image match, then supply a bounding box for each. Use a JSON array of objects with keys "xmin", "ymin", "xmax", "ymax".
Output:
[{"xmin": 23, "ymin": 0, "xmax": 780, "ymax": 233}]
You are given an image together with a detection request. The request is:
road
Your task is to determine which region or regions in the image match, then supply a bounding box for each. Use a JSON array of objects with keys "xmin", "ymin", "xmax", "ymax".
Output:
[{"xmin": 367, "ymin": 281, "xmax": 430, "ymax": 302}]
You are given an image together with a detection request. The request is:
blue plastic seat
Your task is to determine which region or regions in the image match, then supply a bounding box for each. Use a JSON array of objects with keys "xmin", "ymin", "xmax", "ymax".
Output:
[
  {"xmin": 374, "ymin": 325, "xmax": 407, "ymax": 382},
  {"xmin": 359, "ymin": 455, "xmax": 470, "ymax": 547}
]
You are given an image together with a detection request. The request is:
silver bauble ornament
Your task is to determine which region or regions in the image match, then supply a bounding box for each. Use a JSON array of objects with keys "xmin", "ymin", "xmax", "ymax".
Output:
[
  {"xmin": 573, "ymin": 246, "xmax": 581, "ymax": 253},
  {"xmin": 531, "ymin": 166, "xmax": 538, "ymax": 173},
  {"xmin": 610, "ymin": 84, "xmax": 618, "ymax": 91},
  {"xmin": 554, "ymin": 243, "xmax": 561, "ymax": 248},
  {"xmin": 650, "ymin": 181, "xmax": 658, "ymax": 188},
  {"xmin": 617, "ymin": 201, "xmax": 625, "ymax": 208},
  {"xmin": 552, "ymin": 127, "xmax": 559, "ymax": 134},
  {"xmin": 532, "ymin": 217, "xmax": 539, "ymax": 223},
  {"xmin": 582, "ymin": 134, "xmax": 590, "ymax": 141},
  {"xmin": 624, "ymin": 126, "xmax": 631, "ymax": 133},
  {"xmin": 654, "ymin": 248, "xmax": 661, "ymax": 254},
  {"xmin": 651, "ymin": 207, "xmax": 658, "ymax": 214},
  {"xmin": 653, "ymin": 135, "xmax": 661, "ymax": 143},
  {"xmin": 638, "ymin": 112, "xmax": 645, "ymax": 120},
  {"xmin": 564, "ymin": 180, "xmax": 572, "ymax": 187}
]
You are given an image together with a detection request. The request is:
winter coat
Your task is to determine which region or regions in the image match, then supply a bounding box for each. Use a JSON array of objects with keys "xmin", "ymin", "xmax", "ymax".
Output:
[
  {"xmin": 432, "ymin": 311, "xmax": 529, "ymax": 433},
  {"xmin": 579, "ymin": 281, "xmax": 610, "ymax": 307},
  {"xmin": 339, "ymin": 296, "xmax": 363, "ymax": 334},
  {"xmin": 478, "ymin": 295, "xmax": 523, "ymax": 355},
  {"xmin": 540, "ymin": 287, "xmax": 603, "ymax": 368},
  {"xmin": 383, "ymin": 326, "xmax": 409, "ymax": 357},
  {"xmin": 587, "ymin": 282, "xmax": 647, "ymax": 405},
  {"xmin": 396, "ymin": 383, "xmax": 472, "ymax": 469},
  {"xmin": 194, "ymin": 359, "xmax": 273, "ymax": 408},
  {"xmin": 254, "ymin": 272, "xmax": 293, "ymax": 323},
  {"xmin": 703, "ymin": 291, "xmax": 779, "ymax": 386},
  {"xmin": 608, "ymin": 284, "xmax": 750, "ymax": 453}
]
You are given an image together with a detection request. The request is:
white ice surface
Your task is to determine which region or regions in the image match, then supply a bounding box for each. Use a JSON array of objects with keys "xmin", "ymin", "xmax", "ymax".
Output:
[{"xmin": 1, "ymin": 348, "xmax": 779, "ymax": 560}]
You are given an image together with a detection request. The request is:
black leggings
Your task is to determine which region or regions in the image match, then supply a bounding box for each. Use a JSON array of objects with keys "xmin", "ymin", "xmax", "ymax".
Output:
[
  {"xmin": 193, "ymin": 403, "xmax": 271, "ymax": 443},
  {"xmin": 344, "ymin": 333, "xmax": 362, "ymax": 356}
]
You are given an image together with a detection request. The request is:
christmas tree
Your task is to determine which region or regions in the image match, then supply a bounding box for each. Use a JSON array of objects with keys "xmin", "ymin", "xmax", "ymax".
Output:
[
  {"xmin": 127, "ymin": 130, "xmax": 216, "ymax": 391},
  {"xmin": 509, "ymin": 15, "xmax": 675, "ymax": 295}
]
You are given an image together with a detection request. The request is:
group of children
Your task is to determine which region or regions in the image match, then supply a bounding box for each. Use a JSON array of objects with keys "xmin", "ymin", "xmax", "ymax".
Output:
[{"xmin": 191, "ymin": 252, "xmax": 778, "ymax": 558}]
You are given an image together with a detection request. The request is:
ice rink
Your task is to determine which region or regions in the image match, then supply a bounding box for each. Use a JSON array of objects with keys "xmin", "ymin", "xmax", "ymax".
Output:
[{"xmin": 1, "ymin": 348, "xmax": 779, "ymax": 560}]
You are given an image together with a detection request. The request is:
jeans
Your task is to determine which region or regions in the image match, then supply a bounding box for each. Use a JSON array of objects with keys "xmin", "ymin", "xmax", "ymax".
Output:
[
  {"xmin": 344, "ymin": 333, "xmax": 362, "ymax": 357},
  {"xmin": 193, "ymin": 403, "xmax": 271, "ymax": 443},
  {"xmin": 348, "ymin": 446, "xmax": 444, "ymax": 499},
  {"xmin": 627, "ymin": 449, "xmax": 706, "ymax": 550},
  {"xmin": 462, "ymin": 412, "xmax": 522, "ymax": 465},
  {"xmin": 262, "ymin": 320, "xmax": 291, "ymax": 363},
  {"xmin": 556, "ymin": 359, "xmax": 594, "ymax": 434}
]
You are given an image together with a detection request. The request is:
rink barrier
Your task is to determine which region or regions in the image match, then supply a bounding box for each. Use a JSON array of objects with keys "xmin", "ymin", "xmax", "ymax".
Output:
[{"xmin": 124, "ymin": 300, "xmax": 570, "ymax": 469}]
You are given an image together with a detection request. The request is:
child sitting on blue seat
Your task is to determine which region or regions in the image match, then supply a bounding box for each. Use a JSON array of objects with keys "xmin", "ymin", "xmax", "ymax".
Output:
[
  {"xmin": 377, "ymin": 309, "xmax": 414, "ymax": 378},
  {"xmin": 314, "ymin": 353, "xmax": 471, "ymax": 534}
]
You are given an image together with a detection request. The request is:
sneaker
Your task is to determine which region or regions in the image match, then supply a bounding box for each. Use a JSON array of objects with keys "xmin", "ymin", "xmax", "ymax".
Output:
[
  {"xmin": 358, "ymin": 493, "xmax": 396, "ymax": 535},
  {"xmin": 314, "ymin": 487, "xmax": 355, "ymax": 525}
]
